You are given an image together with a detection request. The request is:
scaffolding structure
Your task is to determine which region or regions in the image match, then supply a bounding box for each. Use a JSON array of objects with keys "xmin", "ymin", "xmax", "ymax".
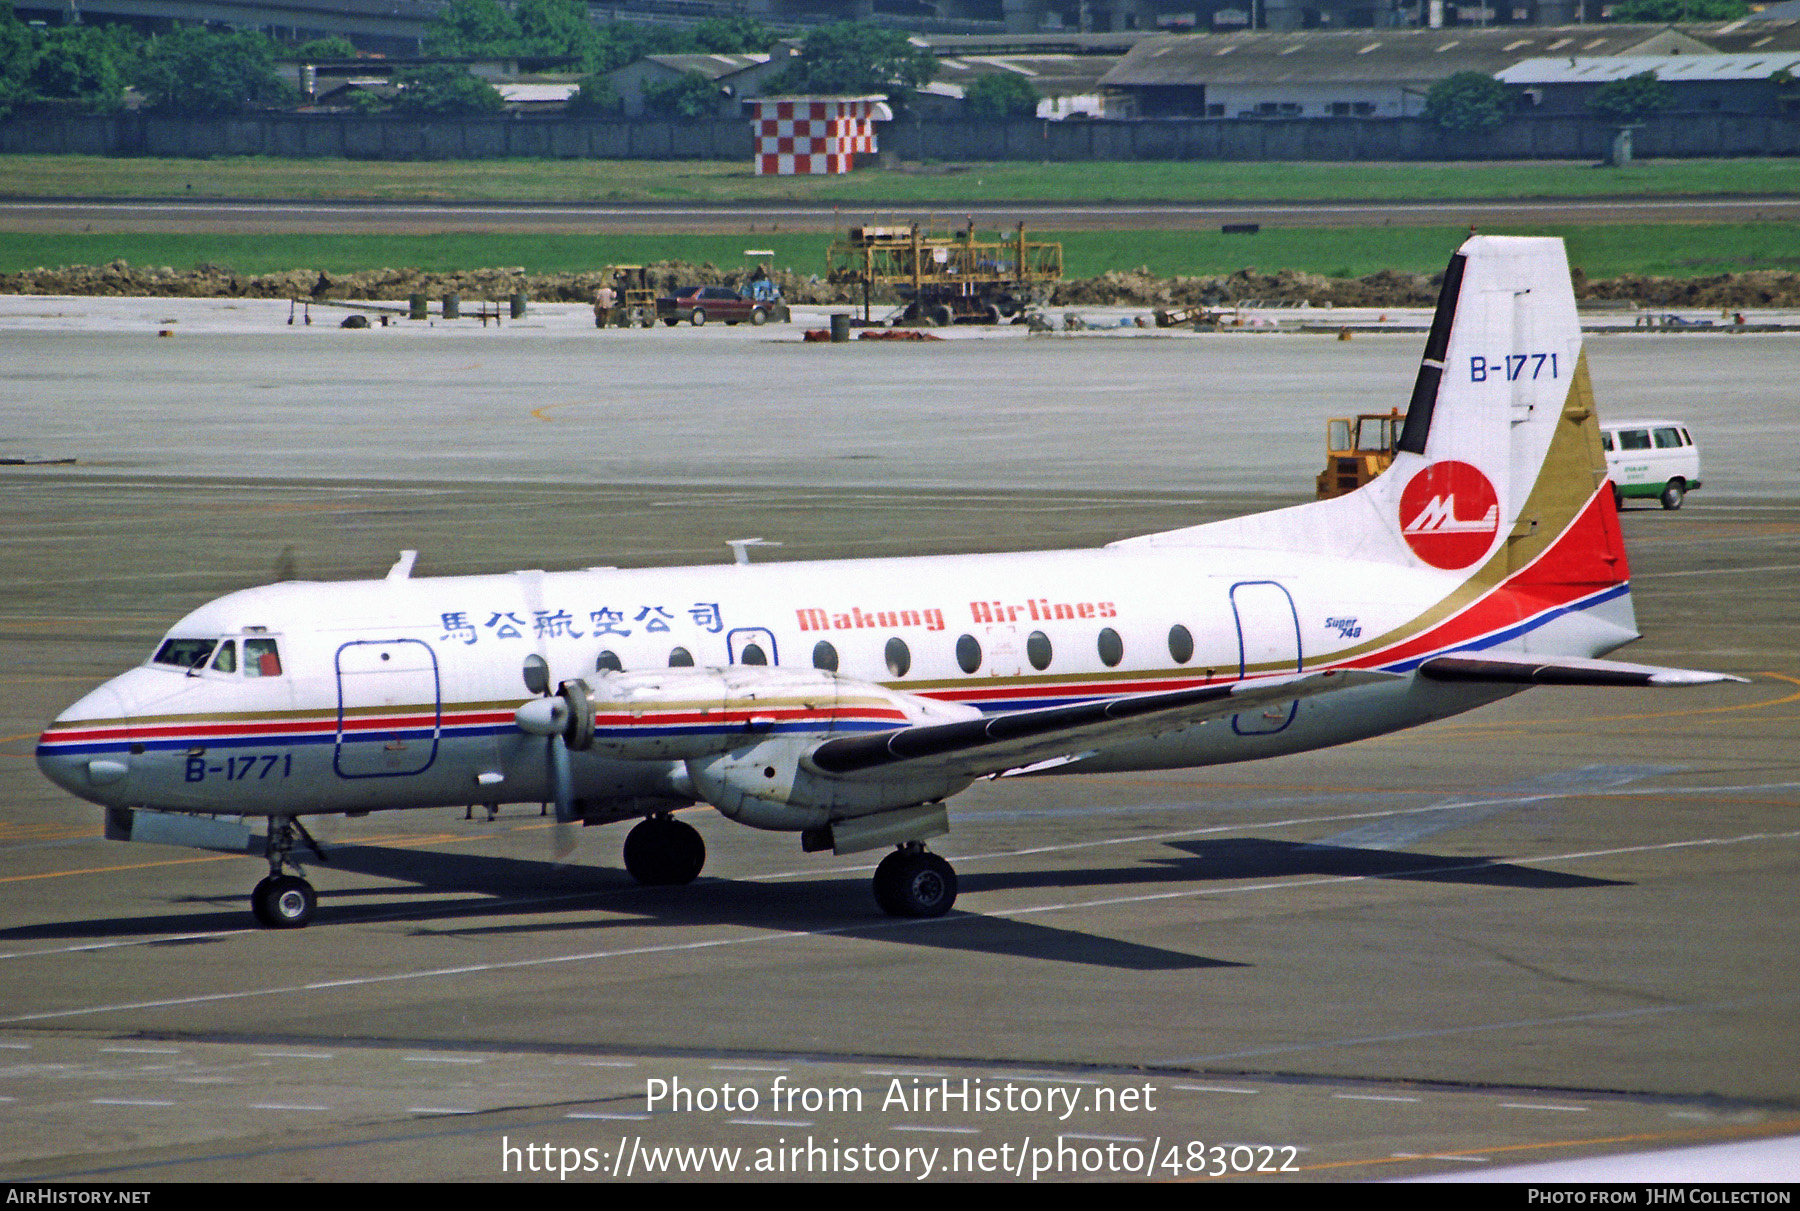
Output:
[{"xmin": 825, "ymin": 223, "xmax": 1063, "ymax": 325}]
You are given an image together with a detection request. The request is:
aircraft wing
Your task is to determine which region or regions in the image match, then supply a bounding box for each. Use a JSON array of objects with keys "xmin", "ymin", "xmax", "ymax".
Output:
[
  {"xmin": 1417, "ymin": 652, "xmax": 1748, "ymax": 687},
  {"xmin": 807, "ymin": 667, "xmax": 1396, "ymax": 781}
]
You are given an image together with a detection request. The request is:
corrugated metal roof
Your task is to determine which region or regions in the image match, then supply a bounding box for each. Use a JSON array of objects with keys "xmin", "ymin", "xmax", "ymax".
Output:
[
  {"xmin": 1098, "ymin": 23, "xmax": 1800, "ymax": 88},
  {"xmin": 1499, "ymin": 52, "xmax": 1800, "ymax": 84},
  {"xmin": 643, "ymin": 53, "xmax": 770, "ymax": 81}
]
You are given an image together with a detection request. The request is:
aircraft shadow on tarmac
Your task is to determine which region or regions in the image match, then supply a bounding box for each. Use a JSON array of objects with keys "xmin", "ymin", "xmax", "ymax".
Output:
[{"xmin": 1, "ymin": 833, "xmax": 1620, "ymax": 971}]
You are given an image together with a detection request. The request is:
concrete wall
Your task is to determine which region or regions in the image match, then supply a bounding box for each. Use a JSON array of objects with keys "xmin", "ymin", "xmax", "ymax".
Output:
[{"xmin": 3, "ymin": 111, "xmax": 1797, "ymax": 160}]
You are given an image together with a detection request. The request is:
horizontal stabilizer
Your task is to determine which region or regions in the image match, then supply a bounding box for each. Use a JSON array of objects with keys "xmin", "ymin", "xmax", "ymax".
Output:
[
  {"xmin": 808, "ymin": 667, "xmax": 1396, "ymax": 780},
  {"xmin": 1419, "ymin": 652, "xmax": 1747, "ymax": 687}
]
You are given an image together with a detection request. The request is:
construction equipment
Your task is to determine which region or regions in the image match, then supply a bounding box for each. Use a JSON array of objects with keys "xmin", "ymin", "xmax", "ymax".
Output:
[
  {"xmin": 600, "ymin": 265, "xmax": 658, "ymax": 329},
  {"xmin": 1316, "ymin": 409, "xmax": 1404, "ymax": 499},
  {"xmin": 825, "ymin": 222, "xmax": 1061, "ymax": 326},
  {"xmin": 1152, "ymin": 304, "xmax": 1235, "ymax": 329}
]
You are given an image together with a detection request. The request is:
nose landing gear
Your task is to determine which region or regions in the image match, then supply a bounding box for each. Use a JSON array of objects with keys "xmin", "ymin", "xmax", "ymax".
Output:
[{"xmin": 251, "ymin": 816, "xmax": 326, "ymax": 929}]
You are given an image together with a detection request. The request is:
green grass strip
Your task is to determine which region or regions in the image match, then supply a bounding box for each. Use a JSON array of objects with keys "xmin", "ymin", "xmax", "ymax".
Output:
[
  {"xmin": 3, "ymin": 154, "xmax": 1799, "ymax": 204},
  {"xmin": 4, "ymin": 224, "xmax": 1797, "ymax": 281}
]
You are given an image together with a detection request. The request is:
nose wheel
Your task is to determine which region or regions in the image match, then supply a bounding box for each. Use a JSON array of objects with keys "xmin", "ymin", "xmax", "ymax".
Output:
[
  {"xmin": 873, "ymin": 845, "xmax": 958, "ymax": 917},
  {"xmin": 250, "ymin": 815, "xmax": 326, "ymax": 929},
  {"xmin": 251, "ymin": 874, "xmax": 316, "ymax": 928}
]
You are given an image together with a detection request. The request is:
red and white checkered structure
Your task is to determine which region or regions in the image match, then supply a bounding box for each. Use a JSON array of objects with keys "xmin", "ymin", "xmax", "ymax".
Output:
[{"xmin": 751, "ymin": 96, "xmax": 892, "ymax": 176}]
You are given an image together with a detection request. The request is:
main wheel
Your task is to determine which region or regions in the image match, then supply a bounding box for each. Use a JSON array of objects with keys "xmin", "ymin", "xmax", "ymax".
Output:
[
  {"xmin": 928, "ymin": 304, "xmax": 953, "ymax": 328},
  {"xmin": 872, "ymin": 850, "xmax": 957, "ymax": 918},
  {"xmin": 1660, "ymin": 480, "xmax": 1686, "ymax": 510},
  {"xmin": 690, "ymin": 308, "xmax": 707, "ymax": 327},
  {"xmin": 749, "ymin": 308, "xmax": 768, "ymax": 326},
  {"xmin": 251, "ymin": 874, "xmax": 316, "ymax": 929},
  {"xmin": 623, "ymin": 816, "xmax": 706, "ymax": 886},
  {"xmin": 663, "ymin": 317, "xmax": 678, "ymax": 327}
]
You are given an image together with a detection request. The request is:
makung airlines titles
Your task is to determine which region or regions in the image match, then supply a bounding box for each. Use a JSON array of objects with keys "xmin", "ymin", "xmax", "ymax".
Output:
[{"xmin": 796, "ymin": 598, "xmax": 1118, "ymax": 633}]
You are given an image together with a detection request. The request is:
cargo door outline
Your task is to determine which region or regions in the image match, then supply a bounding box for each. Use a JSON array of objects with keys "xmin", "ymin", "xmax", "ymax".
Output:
[
  {"xmin": 334, "ymin": 639, "xmax": 441, "ymax": 778},
  {"xmin": 1230, "ymin": 581, "xmax": 1302, "ymax": 735}
]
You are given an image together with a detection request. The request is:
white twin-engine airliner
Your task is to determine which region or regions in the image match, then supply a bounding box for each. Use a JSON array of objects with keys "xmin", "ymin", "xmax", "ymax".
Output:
[{"xmin": 37, "ymin": 236, "xmax": 1742, "ymax": 928}]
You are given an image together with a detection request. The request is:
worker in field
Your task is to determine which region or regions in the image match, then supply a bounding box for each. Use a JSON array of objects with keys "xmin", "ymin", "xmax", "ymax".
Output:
[{"xmin": 593, "ymin": 282, "xmax": 616, "ymax": 328}]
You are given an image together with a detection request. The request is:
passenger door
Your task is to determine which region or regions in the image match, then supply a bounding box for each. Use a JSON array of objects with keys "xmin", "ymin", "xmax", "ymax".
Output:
[
  {"xmin": 1230, "ymin": 582, "xmax": 1302, "ymax": 735},
  {"xmin": 334, "ymin": 639, "xmax": 441, "ymax": 778}
]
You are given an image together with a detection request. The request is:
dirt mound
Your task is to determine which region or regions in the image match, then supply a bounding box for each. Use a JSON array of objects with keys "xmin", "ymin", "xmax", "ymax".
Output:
[
  {"xmin": 0, "ymin": 259, "xmax": 847, "ymax": 306},
  {"xmin": 5, "ymin": 260, "xmax": 1800, "ymax": 310}
]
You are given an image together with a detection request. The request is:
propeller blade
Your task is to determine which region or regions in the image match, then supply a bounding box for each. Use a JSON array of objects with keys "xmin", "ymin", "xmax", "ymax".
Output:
[{"xmin": 548, "ymin": 733, "xmax": 574, "ymax": 823}]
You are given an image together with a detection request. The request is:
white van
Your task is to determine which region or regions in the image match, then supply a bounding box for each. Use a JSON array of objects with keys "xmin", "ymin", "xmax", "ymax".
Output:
[{"xmin": 1601, "ymin": 420, "xmax": 1702, "ymax": 510}]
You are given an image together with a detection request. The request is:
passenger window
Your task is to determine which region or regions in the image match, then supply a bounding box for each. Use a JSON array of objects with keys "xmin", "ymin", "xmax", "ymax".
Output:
[
  {"xmin": 243, "ymin": 638, "xmax": 283, "ymax": 677},
  {"xmin": 885, "ymin": 637, "xmax": 911, "ymax": 678},
  {"xmin": 812, "ymin": 640, "xmax": 839, "ymax": 672},
  {"xmin": 1168, "ymin": 624, "xmax": 1194, "ymax": 664},
  {"xmin": 1619, "ymin": 429, "xmax": 1652, "ymax": 451},
  {"xmin": 153, "ymin": 638, "xmax": 216, "ymax": 669},
  {"xmin": 596, "ymin": 650, "xmax": 622, "ymax": 673},
  {"xmin": 1097, "ymin": 628, "xmax": 1123, "ymax": 668},
  {"xmin": 1601, "ymin": 431, "xmax": 1615, "ymax": 452},
  {"xmin": 1679, "ymin": 428, "xmax": 1693, "ymax": 446},
  {"xmin": 740, "ymin": 643, "xmax": 768, "ymax": 665},
  {"xmin": 668, "ymin": 647, "xmax": 694, "ymax": 667},
  {"xmin": 210, "ymin": 640, "xmax": 237, "ymax": 673},
  {"xmin": 1328, "ymin": 420, "xmax": 1351, "ymax": 452},
  {"xmin": 1026, "ymin": 631, "xmax": 1052, "ymax": 671},
  {"xmin": 955, "ymin": 634, "xmax": 982, "ymax": 674},
  {"xmin": 1653, "ymin": 427, "xmax": 1682, "ymax": 449}
]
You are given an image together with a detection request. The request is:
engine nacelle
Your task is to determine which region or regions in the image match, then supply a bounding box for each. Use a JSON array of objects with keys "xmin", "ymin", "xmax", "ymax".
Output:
[
  {"xmin": 687, "ymin": 735, "xmax": 977, "ymax": 831},
  {"xmin": 560, "ymin": 667, "xmax": 978, "ymax": 767}
]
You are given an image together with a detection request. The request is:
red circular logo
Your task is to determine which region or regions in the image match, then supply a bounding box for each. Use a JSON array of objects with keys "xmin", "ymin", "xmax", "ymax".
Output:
[{"xmin": 1399, "ymin": 461, "xmax": 1501, "ymax": 570}]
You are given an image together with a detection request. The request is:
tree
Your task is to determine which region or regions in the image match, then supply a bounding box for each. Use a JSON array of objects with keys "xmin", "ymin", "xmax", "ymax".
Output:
[
  {"xmin": 30, "ymin": 25, "xmax": 125, "ymax": 112},
  {"xmin": 423, "ymin": 0, "xmax": 522, "ymax": 58},
  {"xmin": 136, "ymin": 26, "xmax": 293, "ymax": 114},
  {"xmin": 1611, "ymin": 0, "xmax": 1746, "ymax": 19},
  {"xmin": 1589, "ymin": 71, "xmax": 1674, "ymax": 125},
  {"xmin": 1422, "ymin": 71, "xmax": 1510, "ymax": 134},
  {"xmin": 641, "ymin": 70, "xmax": 722, "ymax": 119},
  {"xmin": 515, "ymin": 0, "xmax": 599, "ymax": 60},
  {"xmin": 287, "ymin": 36, "xmax": 358, "ymax": 61},
  {"xmin": 690, "ymin": 15, "xmax": 776, "ymax": 55},
  {"xmin": 390, "ymin": 62, "xmax": 505, "ymax": 115},
  {"xmin": 0, "ymin": 2, "xmax": 39, "ymax": 117},
  {"xmin": 764, "ymin": 22, "xmax": 935, "ymax": 105},
  {"xmin": 964, "ymin": 72, "xmax": 1039, "ymax": 120},
  {"xmin": 568, "ymin": 72, "xmax": 620, "ymax": 113}
]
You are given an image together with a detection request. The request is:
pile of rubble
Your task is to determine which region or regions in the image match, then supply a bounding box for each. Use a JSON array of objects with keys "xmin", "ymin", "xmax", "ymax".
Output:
[{"xmin": 5, "ymin": 258, "xmax": 1800, "ymax": 310}]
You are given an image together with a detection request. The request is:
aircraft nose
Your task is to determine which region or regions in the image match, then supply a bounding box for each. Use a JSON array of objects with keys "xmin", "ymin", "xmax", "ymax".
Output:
[{"xmin": 36, "ymin": 682, "xmax": 134, "ymax": 803}]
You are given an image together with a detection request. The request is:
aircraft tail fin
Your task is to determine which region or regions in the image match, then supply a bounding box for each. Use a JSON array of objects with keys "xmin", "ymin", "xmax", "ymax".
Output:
[
  {"xmin": 1123, "ymin": 236, "xmax": 1627, "ymax": 589},
  {"xmin": 1117, "ymin": 234, "xmax": 1635, "ymax": 656}
]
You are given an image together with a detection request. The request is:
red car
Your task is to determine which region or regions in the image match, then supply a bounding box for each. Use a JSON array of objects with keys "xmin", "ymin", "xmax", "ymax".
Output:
[{"xmin": 655, "ymin": 285, "xmax": 783, "ymax": 327}]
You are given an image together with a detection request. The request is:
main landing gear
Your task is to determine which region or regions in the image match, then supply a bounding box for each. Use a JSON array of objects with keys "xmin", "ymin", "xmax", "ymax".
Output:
[
  {"xmin": 250, "ymin": 815, "xmax": 325, "ymax": 929},
  {"xmin": 873, "ymin": 843, "xmax": 958, "ymax": 918},
  {"xmin": 623, "ymin": 813, "xmax": 706, "ymax": 886}
]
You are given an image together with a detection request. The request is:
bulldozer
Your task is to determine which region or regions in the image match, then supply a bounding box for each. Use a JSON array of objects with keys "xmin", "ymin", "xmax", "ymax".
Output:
[{"xmin": 1316, "ymin": 409, "xmax": 1405, "ymax": 499}]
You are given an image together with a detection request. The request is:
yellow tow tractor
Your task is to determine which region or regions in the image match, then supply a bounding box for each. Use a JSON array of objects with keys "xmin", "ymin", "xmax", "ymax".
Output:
[
  {"xmin": 1316, "ymin": 409, "xmax": 1405, "ymax": 499},
  {"xmin": 599, "ymin": 265, "xmax": 658, "ymax": 329}
]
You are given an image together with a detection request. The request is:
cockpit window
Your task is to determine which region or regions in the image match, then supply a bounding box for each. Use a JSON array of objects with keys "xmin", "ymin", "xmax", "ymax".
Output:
[
  {"xmin": 244, "ymin": 638, "xmax": 283, "ymax": 677},
  {"xmin": 153, "ymin": 638, "xmax": 217, "ymax": 669},
  {"xmin": 210, "ymin": 640, "xmax": 238, "ymax": 673}
]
